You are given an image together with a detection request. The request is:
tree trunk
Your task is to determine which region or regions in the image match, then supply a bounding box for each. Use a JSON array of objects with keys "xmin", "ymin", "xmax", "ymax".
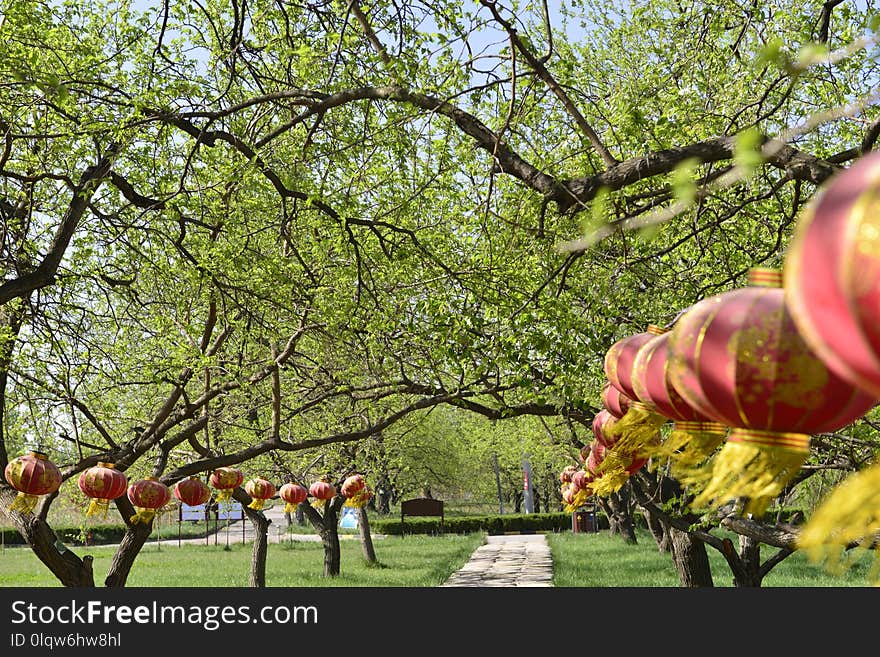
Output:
[
  {"xmin": 301, "ymin": 497, "xmax": 344, "ymax": 577},
  {"xmin": 736, "ymin": 534, "xmax": 763, "ymax": 587},
  {"xmin": 237, "ymin": 490, "xmax": 270, "ymax": 588},
  {"xmin": 718, "ymin": 536, "xmax": 764, "ymax": 587},
  {"xmin": 605, "ymin": 490, "xmax": 637, "ymax": 544},
  {"xmin": 358, "ymin": 506, "xmax": 377, "ymax": 564},
  {"xmin": 1, "ymin": 488, "xmax": 95, "ymax": 586},
  {"xmin": 642, "ymin": 504, "xmax": 670, "ymax": 551},
  {"xmin": 669, "ymin": 527, "xmax": 714, "ymax": 587},
  {"xmin": 104, "ymin": 497, "xmax": 153, "ymax": 587}
]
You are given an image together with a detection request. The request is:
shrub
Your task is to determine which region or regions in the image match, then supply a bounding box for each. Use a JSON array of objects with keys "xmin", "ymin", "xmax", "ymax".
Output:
[{"xmin": 371, "ymin": 512, "xmax": 577, "ymax": 536}]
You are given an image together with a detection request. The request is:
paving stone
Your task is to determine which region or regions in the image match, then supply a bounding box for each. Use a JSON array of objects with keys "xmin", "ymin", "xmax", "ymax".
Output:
[{"xmin": 440, "ymin": 534, "xmax": 554, "ymax": 587}]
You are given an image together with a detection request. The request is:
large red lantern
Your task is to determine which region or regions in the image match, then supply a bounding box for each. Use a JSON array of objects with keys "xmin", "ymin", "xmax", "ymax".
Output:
[
  {"xmin": 604, "ymin": 325, "xmax": 672, "ymax": 460},
  {"xmin": 127, "ymin": 476, "xmax": 171, "ymax": 525},
  {"xmin": 78, "ymin": 462, "xmax": 128, "ymax": 518},
  {"xmin": 279, "ymin": 482, "xmax": 308, "ymax": 513},
  {"xmin": 784, "ymin": 149, "xmax": 880, "ymax": 397},
  {"xmin": 782, "ymin": 151, "xmax": 880, "ymax": 570},
  {"xmin": 4, "ymin": 451, "xmax": 62, "ymax": 514},
  {"xmin": 631, "ymin": 328, "xmax": 729, "ymax": 482},
  {"xmin": 667, "ymin": 268, "xmax": 878, "ymax": 516},
  {"xmin": 244, "ymin": 476, "xmax": 276, "ymax": 510},
  {"xmin": 210, "ymin": 467, "xmax": 243, "ymax": 503},
  {"xmin": 173, "ymin": 476, "xmax": 211, "ymax": 507}
]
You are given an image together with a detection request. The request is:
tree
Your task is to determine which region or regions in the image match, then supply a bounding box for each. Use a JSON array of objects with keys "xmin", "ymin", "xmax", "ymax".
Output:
[{"xmin": 2, "ymin": 0, "xmax": 879, "ymax": 588}]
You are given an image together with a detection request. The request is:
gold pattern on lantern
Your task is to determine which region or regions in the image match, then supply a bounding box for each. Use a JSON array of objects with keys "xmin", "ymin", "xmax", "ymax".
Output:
[{"xmin": 728, "ymin": 319, "xmax": 830, "ymax": 410}]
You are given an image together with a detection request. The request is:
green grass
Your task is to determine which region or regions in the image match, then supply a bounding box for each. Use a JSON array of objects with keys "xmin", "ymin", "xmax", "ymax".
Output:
[
  {"xmin": 3, "ymin": 526, "xmax": 876, "ymax": 587},
  {"xmin": 548, "ymin": 529, "xmax": 877, "ymax": 587},
  {"xmin": 0, "ymin": 533, "xmax": 485, "ymax": 587}
]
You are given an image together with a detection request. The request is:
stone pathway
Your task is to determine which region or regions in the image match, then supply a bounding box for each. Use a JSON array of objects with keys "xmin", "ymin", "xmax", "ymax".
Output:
[{"xmin": 440, "ymin": 534, "xmax": 554, "ymax": 587}]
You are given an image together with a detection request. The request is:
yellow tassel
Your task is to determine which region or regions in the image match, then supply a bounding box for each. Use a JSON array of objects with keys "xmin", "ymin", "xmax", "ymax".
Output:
[
  {"xmin": 653, "ymin": 422, "xmax": 728, "ymax": 484},
  {"xmin": 86, "ymin": 499, "xmax": 111, "ymax": 518},
  {"xmin": 284, "ymin": 502, "xmax": 297, "ymax": 513},
  {"xmin": 797, "ymin": 462, "xmax": 880, "ymax": 583},
  {"xmin": 605, "ymin": 402, "xmax": 668, "ymax": 458},
  {"xmin": 248, "ymin": 498, "xmax": 265, "ymax": 510},
  {"xmin": 8, "ymin": 492, "xmax": 39, "ymax": 514},
  {"xmin": 689, "ymin": 429, "xmax": 810, "ymax": 517},
  {"xmin": 591, "ymin": 450, "xmax": 633, "ymax": 496},
  {"xmin": 130, "ymin": 508, "xmax": 157, "ymax": 525},
  {"xmin": 215, "ymin": 489, "xmax": 233, "ymax": 503}
]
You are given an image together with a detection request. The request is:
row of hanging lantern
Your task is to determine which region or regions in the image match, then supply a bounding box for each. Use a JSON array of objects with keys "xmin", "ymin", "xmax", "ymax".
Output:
[
  {"xmin": 6, "ymin": 457, "xmax": 369, "ymax": 520},
  {"xmin": 584, "ymin": 149, "xmax": 880, "ymax": 577}
]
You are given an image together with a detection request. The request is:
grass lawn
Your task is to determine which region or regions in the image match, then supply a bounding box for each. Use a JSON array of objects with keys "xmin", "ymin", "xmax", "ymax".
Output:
[
  {"xmin": 2, "ymin": 526, "xmax": 875, "ymax": 588},
  {"xmin": 548, "ymin": 528, "xmax": 877, "ymax": 587},
  {"xmin": 0, "ymin": 533, "xmax": 485, "ymax": 587}
]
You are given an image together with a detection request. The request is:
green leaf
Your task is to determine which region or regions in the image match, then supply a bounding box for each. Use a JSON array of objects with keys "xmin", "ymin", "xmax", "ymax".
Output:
[
  {"xmin": 671, "ymin": 157, "xmax": 700, "ymax": 205},
  {"xmin": 734, "ymin": 127, "xmax": 765, "ymax": 176}
]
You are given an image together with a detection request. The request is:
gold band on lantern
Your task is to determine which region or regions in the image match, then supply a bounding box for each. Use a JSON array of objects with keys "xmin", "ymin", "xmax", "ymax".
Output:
[
  {"xmin": 726, "ymin": 428, "xmax": 810, "ymax": 453},
  {"xmin": 747, "ymin": 267, "xmax": 783, "ymax": 288}
]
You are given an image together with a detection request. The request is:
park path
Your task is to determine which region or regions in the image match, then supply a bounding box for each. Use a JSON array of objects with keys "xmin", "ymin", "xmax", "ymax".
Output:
[{"xmin": 440, "ymin": 534, "xmax": 554, "ymax": 587}]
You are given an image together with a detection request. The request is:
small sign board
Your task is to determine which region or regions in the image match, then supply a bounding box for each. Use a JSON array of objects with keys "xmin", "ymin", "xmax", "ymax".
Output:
[
  {"xmin": 217, "ymin": 501, "xmax": 243, "ymax": 520},
  {"xmin": 339, "ymin": 506, "xmax": 358, "ymax": 529},
  {"xmin": 180, "ymin": 503, "xmax": 206, "ymax": 522}
]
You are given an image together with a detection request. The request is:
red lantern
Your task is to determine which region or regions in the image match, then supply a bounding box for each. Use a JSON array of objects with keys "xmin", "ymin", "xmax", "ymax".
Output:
[
  {"xmin": 631, "ymin": 328, "xmax": 729, "ymax": 480},
  {"xmin": 78, "ymin": 462, "xmax": 128, "ymax": 518},
  {"xmin": 605, "ymin": 327, "xmax": 664, "ymax": 399},
  {"xmin": 4, "ymin": 451, "xmax": 62, "ymax": 514},
  {"xmin": 782, "ymin": 151, "xmax": 880, "ymax": 569},
  {"xmin": 603, "ymin": 325, "xmax": 671, "ymax": 462},
  {"xmin": 586, "ymin": 440, "xmax": 605, "ymax": 477},
  {"xmin": 210, "ymin": 467, "xmax": 243, "ymax": 503},
  {"xmin": 592, "ymin": 410, "xmax": 618, "ymax": 448},
  {"xmin": 343, "ymin": 478, "xmax": 373, "ymax": 509},
  {"xmin": 577, "ymin": 444, "xmax": 591, "ymax": 464},
  {"xmin": 561, "ymin": 482, "xmax": 576, "ymax": 507},
  {"xmin": 309, "ymin": 479, "xmax": 336, "ymax": 500},
  {"xmin": 667, "ymin": 268, "xmax": 878, "ymax": 515},
  {"xmin": 602, "ymin": 380, "xmax": 632, "ymax": 419},
  {"xmin": 571, "ymin": 470, "xmax": 593, "ymax": 492},
  {"xmin": 559, "ymin": 465, "xmax": 578, "ymax": 483},
  {"xmin": 127, "ymin": 477, "xmax": 171, "ymax": 525},
  {"xmin": 244, "ymin": 476, "xmax": 276, "ymax": 510},
  {"xmin": 341, "ymin": 474, "xmax": 366, "ymax": 498},
  {"xmin": 173, "ymin": 477, "xmax": 211, "ymax": 507},
  {"xmin": 784, "ymin": 149, "xmax": 880, "ymax": 397},
  {"xmin": 279, "ymin": 482, "xmax": 308, "ymax": 513}
]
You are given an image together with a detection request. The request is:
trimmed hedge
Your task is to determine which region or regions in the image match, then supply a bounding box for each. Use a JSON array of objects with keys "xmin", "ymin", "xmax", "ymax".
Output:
[
  {"xmin": 1, "ymin": 524, "xmax": 129, "ymax": 547},
  {"xmin": 1, "ymin": 520, "xmax": 231, "ymax": 547},
  {"xmin": 371, "ymin": 511, "xmax": 597, "ymax": 536}
]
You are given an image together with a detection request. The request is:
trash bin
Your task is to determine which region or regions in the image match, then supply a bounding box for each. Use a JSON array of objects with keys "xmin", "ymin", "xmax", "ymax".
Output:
[{"xmin": 572, "ymin": 508, "xmax": 596, "ymax": 533}]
